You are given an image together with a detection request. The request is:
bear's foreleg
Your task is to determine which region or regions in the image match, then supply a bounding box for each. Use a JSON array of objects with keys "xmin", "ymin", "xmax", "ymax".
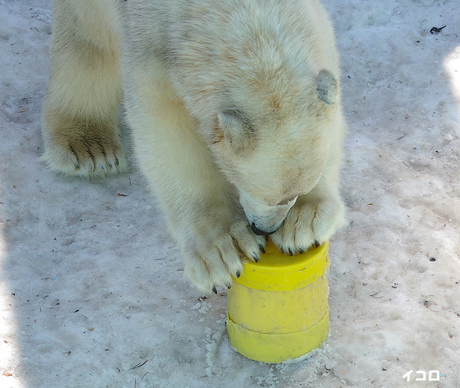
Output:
[
  {"xmin": 127, "ymin": 95, "xmax": 265, "ymax": 293},
  {"xmin": 41, "ymin": 0, "xmax": 127, "ymax": 177},
  {"xmin": 272, "ymin": 110, "xmax": 347, "ymax": 253}
]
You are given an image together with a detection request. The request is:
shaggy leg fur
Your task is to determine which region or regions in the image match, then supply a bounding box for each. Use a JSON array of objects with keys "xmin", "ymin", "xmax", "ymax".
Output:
[
  {"xmin": 124, "ymin": 65, "xmax": 266, "ymax": 292},
  {"xmin": 271, "ymin": 107, "xmax": 346, "ymax": 253},
  {"xmin": 41, "ymin": 0, "xmax": 127, "ymax": 177}
]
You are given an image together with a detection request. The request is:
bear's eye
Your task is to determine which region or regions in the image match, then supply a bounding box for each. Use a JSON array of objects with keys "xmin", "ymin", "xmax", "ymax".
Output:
[{"xmin": 277, "ymin": 195, "xmax": 298, "ymax": 206}]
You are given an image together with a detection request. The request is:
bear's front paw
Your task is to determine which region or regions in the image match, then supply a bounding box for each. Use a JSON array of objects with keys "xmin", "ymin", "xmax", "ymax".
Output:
[
  {"xmin": 183, "ymin": 221, "xmax": 266, "ymax": 293},
  {"xmin": 41, "ymin": 116, "xmax": 128, "ymax": 178},
  {"xmin": 271, "ymin": 195, "xmax": 346, "ymax": 255}
]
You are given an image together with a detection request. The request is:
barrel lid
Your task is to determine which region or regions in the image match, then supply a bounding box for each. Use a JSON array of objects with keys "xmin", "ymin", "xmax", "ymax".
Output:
[{"xmin": 234, "ymin": 239, "xmax": 329, "ymax": 291}]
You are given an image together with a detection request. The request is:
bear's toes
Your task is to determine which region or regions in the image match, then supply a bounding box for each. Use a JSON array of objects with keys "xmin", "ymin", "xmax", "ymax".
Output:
[
  {"xmin": 183, "ymin": 221, "xmax": 265, "ymax": 293},
  {"xmin": 41, "ymin": 118, "xmax": 128, "ymax": 178},
  {"xmin": 271, "ymin": 197, "xmax": 345, "ymax": 254},
  {"xmin": 271, "ymin": 206, "xmax": 315, "ymax": 254},
  {"xmin": 229, "ymin": 220, "xmax": 266, "ymax": 263},
  {"xmin": 185, "ymin": 247, "xmax": 235, "ymax": 294}
]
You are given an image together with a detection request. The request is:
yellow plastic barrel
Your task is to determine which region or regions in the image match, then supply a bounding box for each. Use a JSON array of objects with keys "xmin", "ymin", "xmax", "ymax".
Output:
[{"xmin": 226, "ymin": 239, "xmax": 330, "ymax": 363}]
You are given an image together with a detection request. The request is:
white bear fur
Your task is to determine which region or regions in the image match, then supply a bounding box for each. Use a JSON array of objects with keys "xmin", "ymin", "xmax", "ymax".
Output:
[{"xmin": 42, "ymin": 0, "xmax": 346, "ymax": 292}]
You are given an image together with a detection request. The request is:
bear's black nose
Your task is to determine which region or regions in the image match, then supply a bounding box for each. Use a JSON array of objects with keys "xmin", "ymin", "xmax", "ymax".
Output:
[{"xmin": 251, "ymin": 222, "xmax": 276, "ymax": 236}]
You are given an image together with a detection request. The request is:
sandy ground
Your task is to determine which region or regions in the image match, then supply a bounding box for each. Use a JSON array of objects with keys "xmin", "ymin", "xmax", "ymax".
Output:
[{"xmin": 1, "ymin": 0, "xmax": 460, "ymax": 387}]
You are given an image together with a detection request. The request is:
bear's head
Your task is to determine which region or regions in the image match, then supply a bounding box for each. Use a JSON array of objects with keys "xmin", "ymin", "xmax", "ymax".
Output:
[{"xmin": 209, "ymin": 69, "xmax": 339, "ymax": 235}]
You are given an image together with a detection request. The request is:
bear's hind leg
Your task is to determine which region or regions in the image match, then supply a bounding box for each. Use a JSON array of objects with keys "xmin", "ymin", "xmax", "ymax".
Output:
[{"xmin": 41, "ymin": 0, "xmax": 127, "ymax": 177}]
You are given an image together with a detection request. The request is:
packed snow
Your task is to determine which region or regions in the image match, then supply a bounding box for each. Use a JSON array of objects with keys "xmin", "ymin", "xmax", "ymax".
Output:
[{"xmin": 1, "ymin": 0, "xmax": 459, "ymax": 387}]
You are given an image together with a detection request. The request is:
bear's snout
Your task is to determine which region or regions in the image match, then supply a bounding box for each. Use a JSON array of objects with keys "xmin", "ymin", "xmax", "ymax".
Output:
[
  {"xmin": 251, "ymin": 222, "xmax": 278, "ymax": 236},
  {"xmin": 239, "ymin": 189, "xmax": 296, "ymax": 237}
]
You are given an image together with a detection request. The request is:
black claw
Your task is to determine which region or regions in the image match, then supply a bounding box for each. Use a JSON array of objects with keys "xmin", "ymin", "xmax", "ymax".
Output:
[
  {"xmin": 315, "ymin": 240, "xmax": 320, "ymax": 248},
  {"xmin": 299, "ymin": 249, "xmax": 304, "ymax": 254},
  {"xmin": 288, "ymin": 248, "xmax": 293, "ymax": 256},
  {"xmin": 227, "ymin": 284, "xmax": 232, "ymax": 290},
  {"xmin": 236, "ymin": 270, "xmax": 241, "ymax": 278},
  {"xmin": 280, "ymin": 248, "xmax": 284, "ymax": 254},
  {"xmin": 212, "ymin": 285, "xmax": 217, "ymax": 294},
  {"xmin": 259, "ymin": 244, "xmax": 266, "ymax": 254},
  {"xmin": 254, "ymin": 257, "xmax": 259, "ymax": 263}
]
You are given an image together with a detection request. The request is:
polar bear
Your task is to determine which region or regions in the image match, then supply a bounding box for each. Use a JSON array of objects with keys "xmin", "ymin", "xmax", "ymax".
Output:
[{"xmin": 41, "ymin": 0, "xmax": 346, "ymax": 293}]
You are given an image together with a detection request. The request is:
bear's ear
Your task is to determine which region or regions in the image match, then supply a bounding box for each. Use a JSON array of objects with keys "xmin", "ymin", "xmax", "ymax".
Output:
[
  {"xmin": 217, "ymin": 110, "xmax": 252, "ymax": 154},
  {"xmin": 316, "ymin": 69, "xmax": 338, "ymax": 105}
]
